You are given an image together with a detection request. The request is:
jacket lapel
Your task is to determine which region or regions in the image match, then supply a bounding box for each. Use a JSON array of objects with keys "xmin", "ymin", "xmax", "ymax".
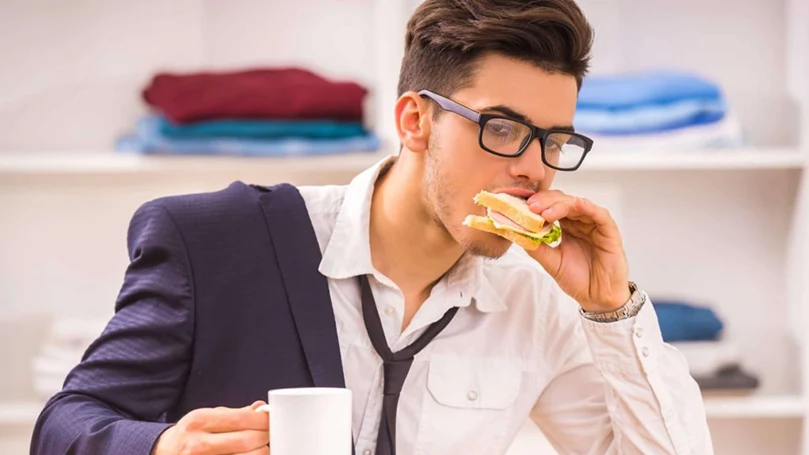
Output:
[{"xmin": 257, "ymin": 184, "xmax": 346, "ymax": 389}]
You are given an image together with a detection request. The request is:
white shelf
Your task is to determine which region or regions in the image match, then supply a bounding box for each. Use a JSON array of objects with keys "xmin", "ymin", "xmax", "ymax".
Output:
[
  {"xmin": 582, "ymin": 148, "xmax": 806, "ymax": 170},
  {"xmin": 0, "ymin": 151, "xmax": 387, "ymax": 176},
  {"xmin": 704, "ymin": 395, "xmax": 806, "ymax": 419},
  {"xmin": 0, "ymin": 401, "xmax": 42, "ymax": 426},
  {"xmin": 0, "ymin": 148, "xmax": 804, "ymax": 178}
]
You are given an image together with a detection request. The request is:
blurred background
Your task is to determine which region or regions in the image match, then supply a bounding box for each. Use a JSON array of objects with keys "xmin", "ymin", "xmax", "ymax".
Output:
[{"xmin": 1, "ymin": 0, "xmax": 808, "ymax": 453}]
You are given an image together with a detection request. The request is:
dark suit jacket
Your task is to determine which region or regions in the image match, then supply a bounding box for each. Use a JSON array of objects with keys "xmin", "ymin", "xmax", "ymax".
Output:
[{"xmin": 30, "ymin": 182, "xmax": 347, "ymax": 454}]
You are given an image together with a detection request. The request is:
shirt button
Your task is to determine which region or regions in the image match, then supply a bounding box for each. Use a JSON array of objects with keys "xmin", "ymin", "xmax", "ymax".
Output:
[
  {"xmin": 635, "ymin": 327, "xmax": 644, "ymax": 338},
  {"xmin": 384, "ymin": 306, "xmax": 395, "ymax": 316},
  {"xmin": 642, "ymin": 346, "xmax": 650, "ymax": 357},
  {"xmin": 363, "ymin": 450, "xmax": 372, "ymax": 455},
  {"xmin": 467, "ymin": 390, "xmax": 478, "ymax": 401}
]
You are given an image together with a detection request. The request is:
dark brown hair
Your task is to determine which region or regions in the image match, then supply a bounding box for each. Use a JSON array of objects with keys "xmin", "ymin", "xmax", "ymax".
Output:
[{"xmin": 398, "ymin": 0, "xmax": 594, "ymax": 98}]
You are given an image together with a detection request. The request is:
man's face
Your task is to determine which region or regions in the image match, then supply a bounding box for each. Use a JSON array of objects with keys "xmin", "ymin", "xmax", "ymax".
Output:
[{"xmin": 423, "ymin": 53, "xmax": 579, "ymax": 258}]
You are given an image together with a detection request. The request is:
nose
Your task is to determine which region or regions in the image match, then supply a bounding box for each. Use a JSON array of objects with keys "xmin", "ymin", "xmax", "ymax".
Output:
[{"xmin": 508, "ymin": 136, "xmax": 546, "ymax": 184}]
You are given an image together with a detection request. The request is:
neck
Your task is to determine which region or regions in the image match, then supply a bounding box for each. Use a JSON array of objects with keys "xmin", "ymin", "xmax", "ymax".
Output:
[{"xmin": 369, "ymin": 154, "xmax": 465, "ymax": 299}]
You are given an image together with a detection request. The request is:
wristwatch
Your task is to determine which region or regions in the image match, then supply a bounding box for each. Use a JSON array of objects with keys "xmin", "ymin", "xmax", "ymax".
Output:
[{"xmin": 580, "ymin": 281, "xmax": 646, "ymax": 323}]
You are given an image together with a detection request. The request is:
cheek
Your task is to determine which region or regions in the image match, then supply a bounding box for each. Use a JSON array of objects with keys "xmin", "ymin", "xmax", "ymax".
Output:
[{"xmin": 539, "ymin": 168, "xmax": 557, "ymax": 190}]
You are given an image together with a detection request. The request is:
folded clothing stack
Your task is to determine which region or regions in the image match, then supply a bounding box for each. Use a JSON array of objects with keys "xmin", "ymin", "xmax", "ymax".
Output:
[
  {"xmin": 117, "ymin": 67, "xmax": 380, "ymax": 157},
  {"xmin": 654, "ymin": 299, "xmax": 759, "ymax": 395},
  {"xmin": 575, "ymin": 71, "xmax": 744, "ymax": 151}
]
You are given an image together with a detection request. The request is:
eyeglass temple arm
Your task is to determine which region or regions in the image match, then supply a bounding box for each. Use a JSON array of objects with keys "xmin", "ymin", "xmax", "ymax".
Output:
[{"xmin": 417, "ymin": 90, "xmax": 481, "ymax": 123}]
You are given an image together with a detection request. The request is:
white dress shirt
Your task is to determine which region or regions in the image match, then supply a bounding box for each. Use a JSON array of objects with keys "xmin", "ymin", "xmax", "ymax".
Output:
[{"xmin": 296, "ymin": 156, "xmax": 713, "ymax": 455}]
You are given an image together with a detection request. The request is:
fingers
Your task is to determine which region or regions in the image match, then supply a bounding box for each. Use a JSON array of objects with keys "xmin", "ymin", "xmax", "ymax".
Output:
[
  {"xmin": 527, "ymin": 190, "xmax": 568, "ymax": 214},
  {"xmin": 249, "ymin": 401, "xmax": 267, "ymax": 411},
  {"xmin": 539, "ymin": 197, "xmax": 612, "ymax": 226},
  {"xmin": 230, "ymin": 447, "xmax": 270, "ymax": 455},
  {"xmin": 197, "ymin": 406, "xmax": 269, "ymax": 433},
  {"xmin": 202, "ymin": 430, "xmax": 269, "ymax": 454}
]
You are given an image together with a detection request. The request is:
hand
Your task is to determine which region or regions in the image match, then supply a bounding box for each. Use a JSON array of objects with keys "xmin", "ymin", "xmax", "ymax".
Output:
[
  {"xmin": 152, "ymin": 401, "xmax": 269, "ymax": 455},
  {"xmin": 526, "ymin": 190, "xmax": 630, "ymax": 312}
]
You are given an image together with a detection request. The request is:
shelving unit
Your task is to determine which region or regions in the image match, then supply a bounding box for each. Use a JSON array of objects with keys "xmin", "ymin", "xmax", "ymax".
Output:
[
  {"xmin": 703, "ymin": 395, "xmax": 807, "ymax": 419},
  {"xmin": 0, "ymin": 147, "xmax": 804, "ymax": 179},
  {"xmin": 1, "ymin": 0, "xmax": 808, "ymax": 454},
  {"xmin": 0, "ymin": 402, "xmax": 42, "ymax": 427}
]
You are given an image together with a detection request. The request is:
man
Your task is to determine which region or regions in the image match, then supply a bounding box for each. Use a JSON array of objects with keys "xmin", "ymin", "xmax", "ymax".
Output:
[{"xmin": 31, "ymin": 0, "xmax": 713, "ymax": 454}]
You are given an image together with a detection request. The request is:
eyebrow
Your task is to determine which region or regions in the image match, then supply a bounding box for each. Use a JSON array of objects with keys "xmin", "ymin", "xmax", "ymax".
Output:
[{"xmin": 482, "ymin": 104, "xmax": 576, "ymax": 132}]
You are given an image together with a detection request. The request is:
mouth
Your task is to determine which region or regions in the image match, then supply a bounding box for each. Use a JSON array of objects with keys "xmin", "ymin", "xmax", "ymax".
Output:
[{"xmin": 491, "ymin": 188, "xmax": 535, "ymax": 200}]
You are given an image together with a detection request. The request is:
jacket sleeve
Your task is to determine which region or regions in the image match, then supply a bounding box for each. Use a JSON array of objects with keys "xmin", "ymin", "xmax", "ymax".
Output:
[{"xmin": 30, "ymin": 200, "xmax": 195, "ymax": 455}]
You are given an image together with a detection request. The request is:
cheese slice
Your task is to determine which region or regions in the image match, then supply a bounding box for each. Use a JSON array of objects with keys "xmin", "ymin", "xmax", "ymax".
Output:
[{"xmin": 487, "ymin": 209, "xmax": 552, "ymax": 239}]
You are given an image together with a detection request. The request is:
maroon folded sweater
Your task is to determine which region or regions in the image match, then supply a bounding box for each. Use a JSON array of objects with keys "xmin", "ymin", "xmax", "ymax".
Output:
[{"xmin": 142, "ymin": 68, "xmax": 367, "ymax": 123}]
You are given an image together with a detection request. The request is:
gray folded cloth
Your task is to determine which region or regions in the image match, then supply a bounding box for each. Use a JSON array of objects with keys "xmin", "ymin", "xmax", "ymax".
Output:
[{"xmin": 693, "ymin": 364, "xmax": 760, "ymax": 391}]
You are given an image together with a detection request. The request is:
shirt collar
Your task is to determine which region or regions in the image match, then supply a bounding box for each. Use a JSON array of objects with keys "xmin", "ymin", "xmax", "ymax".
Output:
[
  {"xmin": 319, "ymin": 155, "xmax": 393, "ymax": 280},
  {"xmin": 318, "ymin": 155, "xmax": 507, "ymax": 314}
]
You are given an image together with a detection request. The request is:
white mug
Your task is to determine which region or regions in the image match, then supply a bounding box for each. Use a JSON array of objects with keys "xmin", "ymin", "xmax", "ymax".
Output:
[{"xmin": 257, "ymin": 387, "xmax": 353, "ymax": 455}]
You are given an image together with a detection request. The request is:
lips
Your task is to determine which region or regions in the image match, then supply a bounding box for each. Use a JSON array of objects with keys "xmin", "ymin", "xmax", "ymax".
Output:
[{"xmin": 491, "ymin": 188, "xmax": 535, "ymax": 200}]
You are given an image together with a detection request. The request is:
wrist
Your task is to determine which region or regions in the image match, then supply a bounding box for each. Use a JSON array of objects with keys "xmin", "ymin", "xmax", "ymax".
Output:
[
  {"xmin": 579, "ymin": 283, "xmax": 632, "ymax": 313},
  {"xmin": 580, "ymin": 282, "xmax": 645, "ymax": 323},
  {"xmin": 589, "ymin": 286, "xmax": 632, "ymax": 313}
]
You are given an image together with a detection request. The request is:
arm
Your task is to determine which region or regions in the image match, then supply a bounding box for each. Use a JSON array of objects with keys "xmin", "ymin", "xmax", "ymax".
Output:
[
  {"xmin": 30, "ymin": 201, "xmax": 194, "ymax": 455},
  {"xmin": 531, "ymin": 291, "xmax": 713, "ymax": 455}
]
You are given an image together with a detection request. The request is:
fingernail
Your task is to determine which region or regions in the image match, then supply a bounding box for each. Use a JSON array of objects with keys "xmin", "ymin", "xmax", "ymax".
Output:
[
  {"xmin": 530, "ymin": 202, "xmax": 542, "ymax": 212},
  {"xmin": 542, "ymin": 208, "xmax": 553, "ymax": 217}
]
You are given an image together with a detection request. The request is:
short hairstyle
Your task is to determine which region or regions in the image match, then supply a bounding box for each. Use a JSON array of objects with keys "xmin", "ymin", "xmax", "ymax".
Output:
[{"xmin": 398, "ymin": 0, "xmax": 594, "ymax": 98}]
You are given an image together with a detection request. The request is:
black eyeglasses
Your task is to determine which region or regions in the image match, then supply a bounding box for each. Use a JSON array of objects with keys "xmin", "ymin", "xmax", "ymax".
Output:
[{"xmin": 418, "ymin": 89, "xmax": 593, "ymax": 171}]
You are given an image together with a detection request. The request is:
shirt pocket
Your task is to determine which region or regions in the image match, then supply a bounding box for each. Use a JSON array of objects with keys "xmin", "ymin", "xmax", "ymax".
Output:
[{"xmin": 416, "ymin": 354, "xmax": 523, "ymax": 455}]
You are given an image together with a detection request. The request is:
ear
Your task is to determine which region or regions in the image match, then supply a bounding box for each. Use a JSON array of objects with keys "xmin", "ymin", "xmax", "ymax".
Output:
[{"xmin": 394, "ymin": 91, "xmax": 432, "ymax": 153}]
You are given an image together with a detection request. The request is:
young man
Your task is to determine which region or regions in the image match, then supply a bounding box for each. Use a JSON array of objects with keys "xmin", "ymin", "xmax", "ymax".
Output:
[{"xmin": 31, "ymin": 1, "xmax": 712, "ymax": 454}]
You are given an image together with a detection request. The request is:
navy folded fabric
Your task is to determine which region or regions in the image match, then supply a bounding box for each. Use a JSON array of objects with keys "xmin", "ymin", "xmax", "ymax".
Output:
[{"xmin": 652, "ymin": 300, "xmax": 724, "ymax": 342}]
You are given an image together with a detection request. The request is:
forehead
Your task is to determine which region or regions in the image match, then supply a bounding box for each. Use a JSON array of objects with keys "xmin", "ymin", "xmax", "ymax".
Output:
[{"xmin": 452, "ymin": 53, "xmax": 579, "ymax": 128}]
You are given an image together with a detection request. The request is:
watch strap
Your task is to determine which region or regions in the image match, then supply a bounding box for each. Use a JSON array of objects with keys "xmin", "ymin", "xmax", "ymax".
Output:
[{"xmin": 580, "ymin": 281, "xmax": 646, "ymax": 323}]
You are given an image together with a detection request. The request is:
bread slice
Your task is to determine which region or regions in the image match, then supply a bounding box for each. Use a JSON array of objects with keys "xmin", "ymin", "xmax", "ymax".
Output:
[
  {"xmin": 463, "ymin": 215, "xmax": 541, "ymax": 251},
  {"xmin": 473, "ymin": 191, "xmax": 545, "ymax": 233}
]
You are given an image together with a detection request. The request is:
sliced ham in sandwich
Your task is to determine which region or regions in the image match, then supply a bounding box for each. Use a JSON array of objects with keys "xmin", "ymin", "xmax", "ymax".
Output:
[{"xmin": 462, "ymin": 191, "xmax": 562, "ymax": 250}]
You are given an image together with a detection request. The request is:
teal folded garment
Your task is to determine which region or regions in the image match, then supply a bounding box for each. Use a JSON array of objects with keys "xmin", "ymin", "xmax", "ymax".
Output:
[{"xmin": 154, "ymin": 115, "xmax": 367, "ymax": 139}]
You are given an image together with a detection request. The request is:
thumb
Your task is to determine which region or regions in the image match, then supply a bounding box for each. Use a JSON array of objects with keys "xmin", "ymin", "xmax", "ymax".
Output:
[{"xmin": 248, "ymin": 400, "xmax": 267, "ymax": 411}]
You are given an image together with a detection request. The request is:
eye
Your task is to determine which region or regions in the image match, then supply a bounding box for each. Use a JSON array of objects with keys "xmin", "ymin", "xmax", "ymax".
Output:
[
  {"xmin": 485, "ymin": 119, "xmax": 514, "ymax": 136},
  {"xmin": 545, "ymin": 139, "xmax": 562, "ymax": 151}
]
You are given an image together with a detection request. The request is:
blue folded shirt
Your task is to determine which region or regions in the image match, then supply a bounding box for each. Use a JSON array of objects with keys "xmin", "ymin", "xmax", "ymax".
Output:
[
  {"xmin": 574, "ymin": 98, "xmax": 727, "ymax": 135},
  {"xmin": 116, "ymin": 116, "xmax": 380, "ymax": 157},
  {"xmin": 577, "ymin": 71, "xmax": 723, "ymax": 110},
  {"xmin": 154, "ymin": 115, "xmax": 368, "ymax": 140},
  {"xmin": 652, "ymin": 300, "xmax": 724, "ymax": 342}
]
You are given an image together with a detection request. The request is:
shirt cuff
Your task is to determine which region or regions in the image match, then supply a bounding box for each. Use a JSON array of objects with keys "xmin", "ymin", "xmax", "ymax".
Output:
[{"xmin": 579, "ymin": 297, "xmax": 664, "ymax": 378}]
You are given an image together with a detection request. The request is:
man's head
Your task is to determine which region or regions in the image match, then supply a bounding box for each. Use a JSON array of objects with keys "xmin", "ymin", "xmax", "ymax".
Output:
[{"xmin": 394, "ymin": 0, "xmax": 594, "ymax": 258}]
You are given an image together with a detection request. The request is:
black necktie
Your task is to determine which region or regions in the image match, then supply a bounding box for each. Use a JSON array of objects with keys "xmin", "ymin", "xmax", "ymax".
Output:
[{"xmin": 358, "ymin": 275, "xmax": 458, "ymax": 455}]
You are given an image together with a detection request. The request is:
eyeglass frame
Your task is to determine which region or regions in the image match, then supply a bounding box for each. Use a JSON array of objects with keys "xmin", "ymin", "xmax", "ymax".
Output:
[{"xmin": 417, "ymin": 89, "xmax": 594, "ymax": 171}]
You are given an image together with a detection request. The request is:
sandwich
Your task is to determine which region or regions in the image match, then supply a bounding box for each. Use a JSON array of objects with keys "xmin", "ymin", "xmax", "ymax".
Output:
[{"xmin": 462, "ymin": 191, "xmax": 562, "ymax": 250}]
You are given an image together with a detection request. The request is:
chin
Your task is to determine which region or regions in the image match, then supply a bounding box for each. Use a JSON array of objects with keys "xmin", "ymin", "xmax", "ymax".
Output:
[{"xmin": 461, "ymin": 231, "xmax": 513, "ymax": 259}]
